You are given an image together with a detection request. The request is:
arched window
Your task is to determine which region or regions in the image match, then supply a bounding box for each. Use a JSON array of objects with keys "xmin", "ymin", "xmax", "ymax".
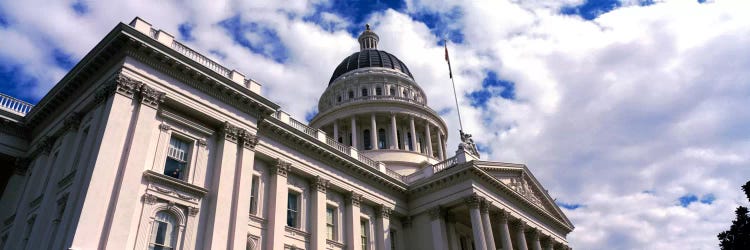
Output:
[
  {"xmin": 376, "ymin": 87, "xmax": 382, "ymax": 95},
  {"xmin": 363, "ymin": 129, "xmax": 372, "ymax": 150},
  {"xmin": 402, "ymin": 90, "xmax": 408, "ymax": 98},
  {"xmin": 149, "ymin": 211, "xmax": 178, "ymax": 250},
  {"xmin": 389, "ymin": 87, "xmax": 396, "ymax": 96},
  {"xmin": 378, "ymin": 128, "xmax": 387, "ymax": 149},
  {"xmin": 361, "ymin": 88, "xmax": 368, "ymax": 97},
  {"xmin": 407, "ymin": 132, "xmax": 413, "ymax": 151}
]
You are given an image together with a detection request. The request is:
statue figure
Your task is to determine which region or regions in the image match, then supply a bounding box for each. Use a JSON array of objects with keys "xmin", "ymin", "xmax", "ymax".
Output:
[{"xmin": 458, "ymin": 130, "xmax": 480, "ymax": 158}]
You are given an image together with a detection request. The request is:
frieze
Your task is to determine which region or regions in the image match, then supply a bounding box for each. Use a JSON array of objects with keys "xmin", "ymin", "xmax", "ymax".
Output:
[
  {"xmin": 143, "ymin": 193, "xmax": 158, "ymax": 204},
  {"xmin": 509, "ymin": 174, "xmax": 543, "ymax": 207},
  {"xmin": 152, "ymin": 184, "xmax": 198, "ymax": 202},
  {"xmin": 272, "ymin": 158, "xmax": 291, "ymax": 177}
]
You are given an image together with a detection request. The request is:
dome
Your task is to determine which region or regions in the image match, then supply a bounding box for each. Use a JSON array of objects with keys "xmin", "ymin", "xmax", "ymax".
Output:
[{"xmin": 328, "ymin": 49, "xmax": 414, "ymax": 84}]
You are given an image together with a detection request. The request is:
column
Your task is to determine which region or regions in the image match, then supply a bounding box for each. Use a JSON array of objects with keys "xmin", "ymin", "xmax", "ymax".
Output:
[
  {"xmin": 265, "ymin": 159, "xmax": 291, "ymax": 250},
  {"xmin": 425, "ymin": 122, "xmax": 433, "ymax": 158},
  {"xmin": 437, "ymin": 132, "xmax": 445, "ymax": 160},
  {"xmin": 101, "ymin": 85, "xmax": 164, "ymax": 249},
  {"xmin": 543, "ymin": 237, "xmax": 554, "ymax": 250},
  {"xmin": 390, "ymin": 113, "xmax": 398, "ymax": 149},
  {"xmin": 428, "ymin": 207, "xmax": 449, "ymax": 250},
  {"xmin": 496, "ymin": 210, "xmax": 514, "ymax": 250},
  {"xmin": 480, "ymin": 200, "xmax": 497, "ymax": 250},
  {"xmin": 466, "ymin": 195, "xmax": 487, "ymax": 250},
  {"xmin": 375, "ymin": 205, "xmax": 392, "ymax": 250},
  {"xmin": 345, "ymin": 192, "xmax": 363, "ymax": 250},
  {"xmin": 409, "ymin": 116, "xmax": 417, "ymax": 152},
  {"xmin": 514, "ymin": 222, "xmax": 528, "ymax": 250},
  {"xmin": 231, "ymin": 131, "xmax": 259, "ymax": 250},
  {"xmin": 310, "ymin": 176, "xmax": 329, "ymax": 250},
  {"xmin": 400, "ymin": 217, "xmax": 411, "ymax": 250},
  {"xmin": 204, "ymin": 123, "xmax": 241, "ymax": 250},
  {"xmin": 351, "ymin": 116, "xmax": 358, "ymax": 148},
  {"xmin": 334, "ymin": 121, "xmax": 339, "ymax": 141},
  {"xmin": 530, "ymin": 230, "xmax": 542, "ymax": 250},
  {"xmin": 445, "ymin": 213, "xmax": 461, "ymax": 250},
  {"xmin": 371, "ymin": 113, "xmax": 378, "ymax": 150}
]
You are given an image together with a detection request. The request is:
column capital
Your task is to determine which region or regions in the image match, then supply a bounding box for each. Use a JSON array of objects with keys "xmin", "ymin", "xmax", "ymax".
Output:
[
  {"xmin": 143, "ymin": 193, "xmax": 158, "ymax": 204},
  {"xmin": 428, "ymin": 206, "xmax": 444, "ymax": 220},
  {"xmin": 188, "ymin": 206, "xmax": 200, "ymax": 217},
  {"xmin": 480, "ymin": 199, "xmax": 492, "ymax": 214},
  {"xmin": 138, "ymin": 84, "xmax": 166, "ymax": 109},
  {"xmin": 310, "ymin": 175, "xmax": 329, "ymax": 193},
  {"xmin": 465, "ymin": 193, "xmax": 482, "ymax": 209},
  {"xmin": 239, "ymin": 130, "xmax": 259, "ymax": 150},
  {"xmin": 346, "ymin": 192, "xmax": 362, "ymax": 207},
  {"xmin": 113, "ymin": 73, "xmax": 142, "ymax": 99},
  {"xmin": 514, "ymin": 220, "xmax": 527, "ymax": 231},
  {"xmin": 496, "ymin": 209, "xmax": 511, "ymax": 223},
  {"xmin": 36, "ymin": 136, "xmax": 56, "ymax": 156},
  {"xmin": 271, "ymin": 158, "xmax": 291, "ymax": 177},
  {"xmin": 376, "ymin": 205, "xmax": 392, "ymax": 219},
  {"xmin": 63, "ymin": 112, "xmax": 82, "ymax": 131},
  {"xmin": 14, "ymin": 157, "xmax": 31, "ymax": 176},
  {"xmin": 220, "ymin": 122, "xmax": 241, "ymax": 143},
  {"xmin": 529, "ymin": 229, "xmax": 540, "ymax": 240},
  {"xmin": 158, "ymin": 123, "xmax": 171, "ymax": 131}
]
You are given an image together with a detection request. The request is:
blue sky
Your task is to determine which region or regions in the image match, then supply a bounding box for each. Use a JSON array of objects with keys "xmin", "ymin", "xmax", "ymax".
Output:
[{"xmin": 1, "ymin": 0, "xmax": 749, "ymax": 249}]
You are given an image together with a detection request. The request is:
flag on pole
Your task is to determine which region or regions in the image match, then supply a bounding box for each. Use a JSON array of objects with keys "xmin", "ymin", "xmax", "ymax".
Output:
[{"xmin": 444, "ymin": 40, "xmax": 453, "ymax": 79}]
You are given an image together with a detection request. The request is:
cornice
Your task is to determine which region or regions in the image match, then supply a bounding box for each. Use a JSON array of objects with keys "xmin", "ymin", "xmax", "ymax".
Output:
[
  {"xmin": 143, "ymin": 170, "xmax": 208, "ymax": 198},
  {"xmin": 258, "ymin": 116, "xmax": 408, "ymax": 193}
]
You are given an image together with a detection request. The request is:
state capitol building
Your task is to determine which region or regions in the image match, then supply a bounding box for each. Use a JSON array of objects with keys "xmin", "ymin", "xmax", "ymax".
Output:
[{"xmin": 0, "ymin": 18, "xmax": 573, "ymax": 250}]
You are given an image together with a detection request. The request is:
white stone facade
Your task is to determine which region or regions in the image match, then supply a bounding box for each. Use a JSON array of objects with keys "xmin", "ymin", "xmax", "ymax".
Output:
[{"xmin": 0, "ymin": 17, "xmax": 573, "ymax": 250}]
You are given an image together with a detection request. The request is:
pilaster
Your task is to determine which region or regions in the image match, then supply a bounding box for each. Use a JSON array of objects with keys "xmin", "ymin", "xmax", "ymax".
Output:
[
  {"xmin": 310, "ymin": 176, "xmax": 329, "ymax": 250},
  {"xmin": 345, "ymin": 192, "xmax": 362, "ymax": 250},
  {"xmin": 204, "ymin": 122, "xmax": 241, "ymax": 249},
  {"xmin": 375, "ymin": 205, "xmax": 392, "ymax": 250},
  {"xmin": 266, "ymin": 158, "xmax": 291, "ymax": 250},
  {"xmin": 231, "ymin": 129, "xmax": 259, "ymax": 250}
]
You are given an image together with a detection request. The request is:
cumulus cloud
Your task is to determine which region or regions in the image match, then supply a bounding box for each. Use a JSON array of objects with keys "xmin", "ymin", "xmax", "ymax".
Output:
[{"xmin": 1, "ymin": 0, "xmax": 749, "ymax": 249}]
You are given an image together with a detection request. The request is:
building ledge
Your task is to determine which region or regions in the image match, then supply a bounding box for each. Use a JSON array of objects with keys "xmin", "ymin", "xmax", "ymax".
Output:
[{"xmin": 143, "ymin": 170, "xmax": 208, "ymax": 198}]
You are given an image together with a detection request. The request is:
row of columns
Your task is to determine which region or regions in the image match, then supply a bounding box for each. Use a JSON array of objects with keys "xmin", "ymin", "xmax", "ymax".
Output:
[
  {"xmin": 430, "ymin": 194, "xmax": 568, "ymax": 250},
  {"xmin": 266, "ymin": 158, "xmax": 393, "ymax": 250},
  {"xmin": 330, "ymin": 114, "xmax": 447, "ymax": 159}
]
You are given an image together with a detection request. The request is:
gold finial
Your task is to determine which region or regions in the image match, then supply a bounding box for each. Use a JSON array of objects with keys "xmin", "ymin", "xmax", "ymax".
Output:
[{"xmin": 366, "ymin": 24, "xmax": 370, "ymax": 30}]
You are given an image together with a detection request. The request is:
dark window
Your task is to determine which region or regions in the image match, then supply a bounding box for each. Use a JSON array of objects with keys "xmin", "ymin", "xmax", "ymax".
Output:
[
  {"xmin": 389, "ymin": 88, "xmax": 395, "ymax": 96},
  {"xmin": 250, "ymin": 175, "xmax": 260, "ymax": 215},
  {"xmin": 362, "ymin": 88, "xmax": 368, "ymax": 97},
  {"xmin": 390, "ymin": 230, "xmax": 396, "ymax": 250},
  {"xmin": 376, "ymin": 87, "xmax": 382, "ymax": 95},
  {"xmin": 407, "ymin": 132, "xmax": 413, "ymax": 151},
  {"xmin": 338, "ymin": 137, "xmax": 343, "ymax": 143},
  {"xmin": 402, "ymin": 90, "xmax": 407, "ymax": 97},
  {"xmin": 165, "ymin": 137, "xmax": 190, "ymax": 180},
  {"xmin": 287, "ymin": 192, "xmax": 299, "ymax": 228},
  {"xmin": 378, "ymin": 128, "xmax": 387, "ymax": 149},
  {"xmin": 348, "ymin": 91, "xmax": 354, "ymax": 98},
  {"xmin": 397, "ymin": 131, "xmax": 403, "ymax": 150},
  {"xmin": 150, "ymin": 211, "xmax": 177, "ymax": 250},
  {"xmin": 363, "ymin": 129, "xmax": 372, "ymax": 150},
  {"xmin": 326, "ymin": 207, "xmax": 336, "ymax": 240},
  {"xmin": 337, "ymin": 96, "xmax": 342, "ymax": 102}
]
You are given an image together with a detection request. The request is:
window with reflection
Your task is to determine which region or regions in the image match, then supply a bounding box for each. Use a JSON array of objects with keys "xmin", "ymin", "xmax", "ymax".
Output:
[
  {"xmin": 164, "ymin": 136, "xmax": 190, "ymax": 180},
  {"xmin": 363, "ymin": 129, "xmax": 372, "ymax": 150},
  {"xmin": 378, "ymin": 129, "xmax": 387, "ymax": 149}
]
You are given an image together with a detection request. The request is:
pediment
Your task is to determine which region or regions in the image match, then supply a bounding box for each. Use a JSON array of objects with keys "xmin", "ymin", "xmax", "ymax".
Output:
[{"xmin": 476, "ymin": 161, "xmax": 573, "ymax": 228}]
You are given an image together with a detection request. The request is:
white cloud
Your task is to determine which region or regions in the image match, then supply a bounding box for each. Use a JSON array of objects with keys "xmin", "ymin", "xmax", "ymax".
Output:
[{"xmin": 1, "ymin": 0, "xmax": 749, "ymax": 249}]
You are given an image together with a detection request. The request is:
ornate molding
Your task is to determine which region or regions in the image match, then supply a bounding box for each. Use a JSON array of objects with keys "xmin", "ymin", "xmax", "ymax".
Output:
[
  {"xmin": 63, "ymin": 112, "xmax": 82, "ymax": 131},
  {"xmin": 159, "ymin": 123, "xmax": 171, "ymax": 131},
  {"xmin": 38, "ymin": 136, "xmax": 56, "ymax": 155},
  {"xmin": 346, "ymin": 192, "xmax": 362, "ymax": 207},
  {"xmin": 239, "ymin": 130, "xmax": 259, "ymax": 150},
  {"xmin": 143, "ymin": 170, "xmax": 208, "ymax": 199},
  {"xmin": 376, "ymin": 205, "xmax": 392, "ymax": 219},
  {"xmin": 143, "ymin": 193, "xmax": 158, "ymax": 204},
  {"xmin": 272, "ymin": 158, "xmax": 291, "ymax": 177},
  {"xmin": 480, "ymin": 199, "xmax": 491, "ymax": 214},
  {"xmin": 220, "ymin": 122, "xmax": 240, "ymax": 143},
  {"xmin": 311, "ymin": 176, "xmax": 328, "ymax": 193},
  {"xmin": 496, "ymin": 209, "xmax": 510, "ymax": 224},
  {"xmin": 138, "ymin": 84, "xmax": 166, "ymax": 108},
  {"xmin": 428, "ymin": 206, "xmax": 444, "ymax": 220},
  {"xmin": 14, "ymin": 157, "xmax": 31, "ymax": 176},
  {"xmin": 465, "ymin": 193, "xmax": 482, "ymax": 209}
]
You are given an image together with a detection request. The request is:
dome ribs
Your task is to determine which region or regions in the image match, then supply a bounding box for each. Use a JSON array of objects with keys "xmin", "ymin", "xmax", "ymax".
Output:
[{"xmin": 328, "ymin": 50, "xmax": 414, "ymax": 84}]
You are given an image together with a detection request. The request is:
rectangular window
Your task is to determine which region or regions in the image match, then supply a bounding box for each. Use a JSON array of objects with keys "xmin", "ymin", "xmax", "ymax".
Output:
[
  {"xmin": 376, "ymin": 87, "xmax": 382, "ymax": 95},
  {"xmin": 361, "ymin": 88, "xmax": 368, "ymax": 97},
  {"xmin": 164, "ymin": 136, "xmax": 190, "ymax": 180},
  {"xmin": 326, "ymin": 207, "xmax": 336, "ymax": 240},
  {"xmin": 360, "ymin": 220, "xmax": 369, "ymax": 250},
  {"xmin": 249, "ymin": 175, "xmax": 260, "ymax": 215},
  {"xmin": 390, "ymin": 230, "xmax": 396, "ymax": 250},
  {"xmin": 287, "ymin": 192, "xmax": 300, "ymax": 228}
]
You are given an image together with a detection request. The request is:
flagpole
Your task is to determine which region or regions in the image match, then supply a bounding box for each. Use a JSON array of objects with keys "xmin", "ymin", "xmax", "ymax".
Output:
[{"xmin": 445, "ymin": 39, "xmax": 464, "ymax": 132}]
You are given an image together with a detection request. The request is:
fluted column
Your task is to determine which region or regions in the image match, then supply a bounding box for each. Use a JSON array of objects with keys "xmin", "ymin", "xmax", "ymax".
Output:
[
  {"xmin": 425, "ymin": 121, "xmax": 433, "ymax": 157},
  {"xmin": 409, "ymin": 116, "xmax": 417, "ymax": 152},
  {"xmin": 266, "ymin": 159, "xmax": 291, "ymax": 250},
  {"xmin": 496, "ymin": 210, "xmax": 514, "ymax": 250},
  {"xmin": 437, "ymin": 132, "xmax": 445, "ymax": 160},
  {"xmin": 466, "ymin": 194, "xmax": 487, "ymax": 250},
  {"xmin": 310, "ymin": 176, "xmax": 329, "ymax": 250},
  {"xmin": 428, "ymin": 207, "xmax": 449, "ymax": 250},
  {"xmin": 390, "ymin": 113, "xmax": 398, "ymax": 149},
  {"xmin": 543, "ymin": 237, "xmax": 554, "ymax": 250},
  {"xmin": 445, "ymin": 213, "xmax": 461, "ymax": 250},
  {"xmin": 530, "ymin": 230, "xmax": 542, "ymax": 250},
  {"xmin": 346, "ymin": 192, "xmax": 363, "ymax": 250},
  {"xmin": 513, "ymin": 222, "xmax": 528, "ymax": 250},
  {"xmin": 351, "ymin": 116, "xmax": 358, "ymax": 148},
  {"xmin": 376, "ymin": 205, "xmax": 392, "ymax": 250},
  {"xmin": 371, "ymin": 113, "xmax": 378, "ymax": 150},
  {"xmin": 480, "ymin": 200, "xmax": 497, "ymax": 250}
]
